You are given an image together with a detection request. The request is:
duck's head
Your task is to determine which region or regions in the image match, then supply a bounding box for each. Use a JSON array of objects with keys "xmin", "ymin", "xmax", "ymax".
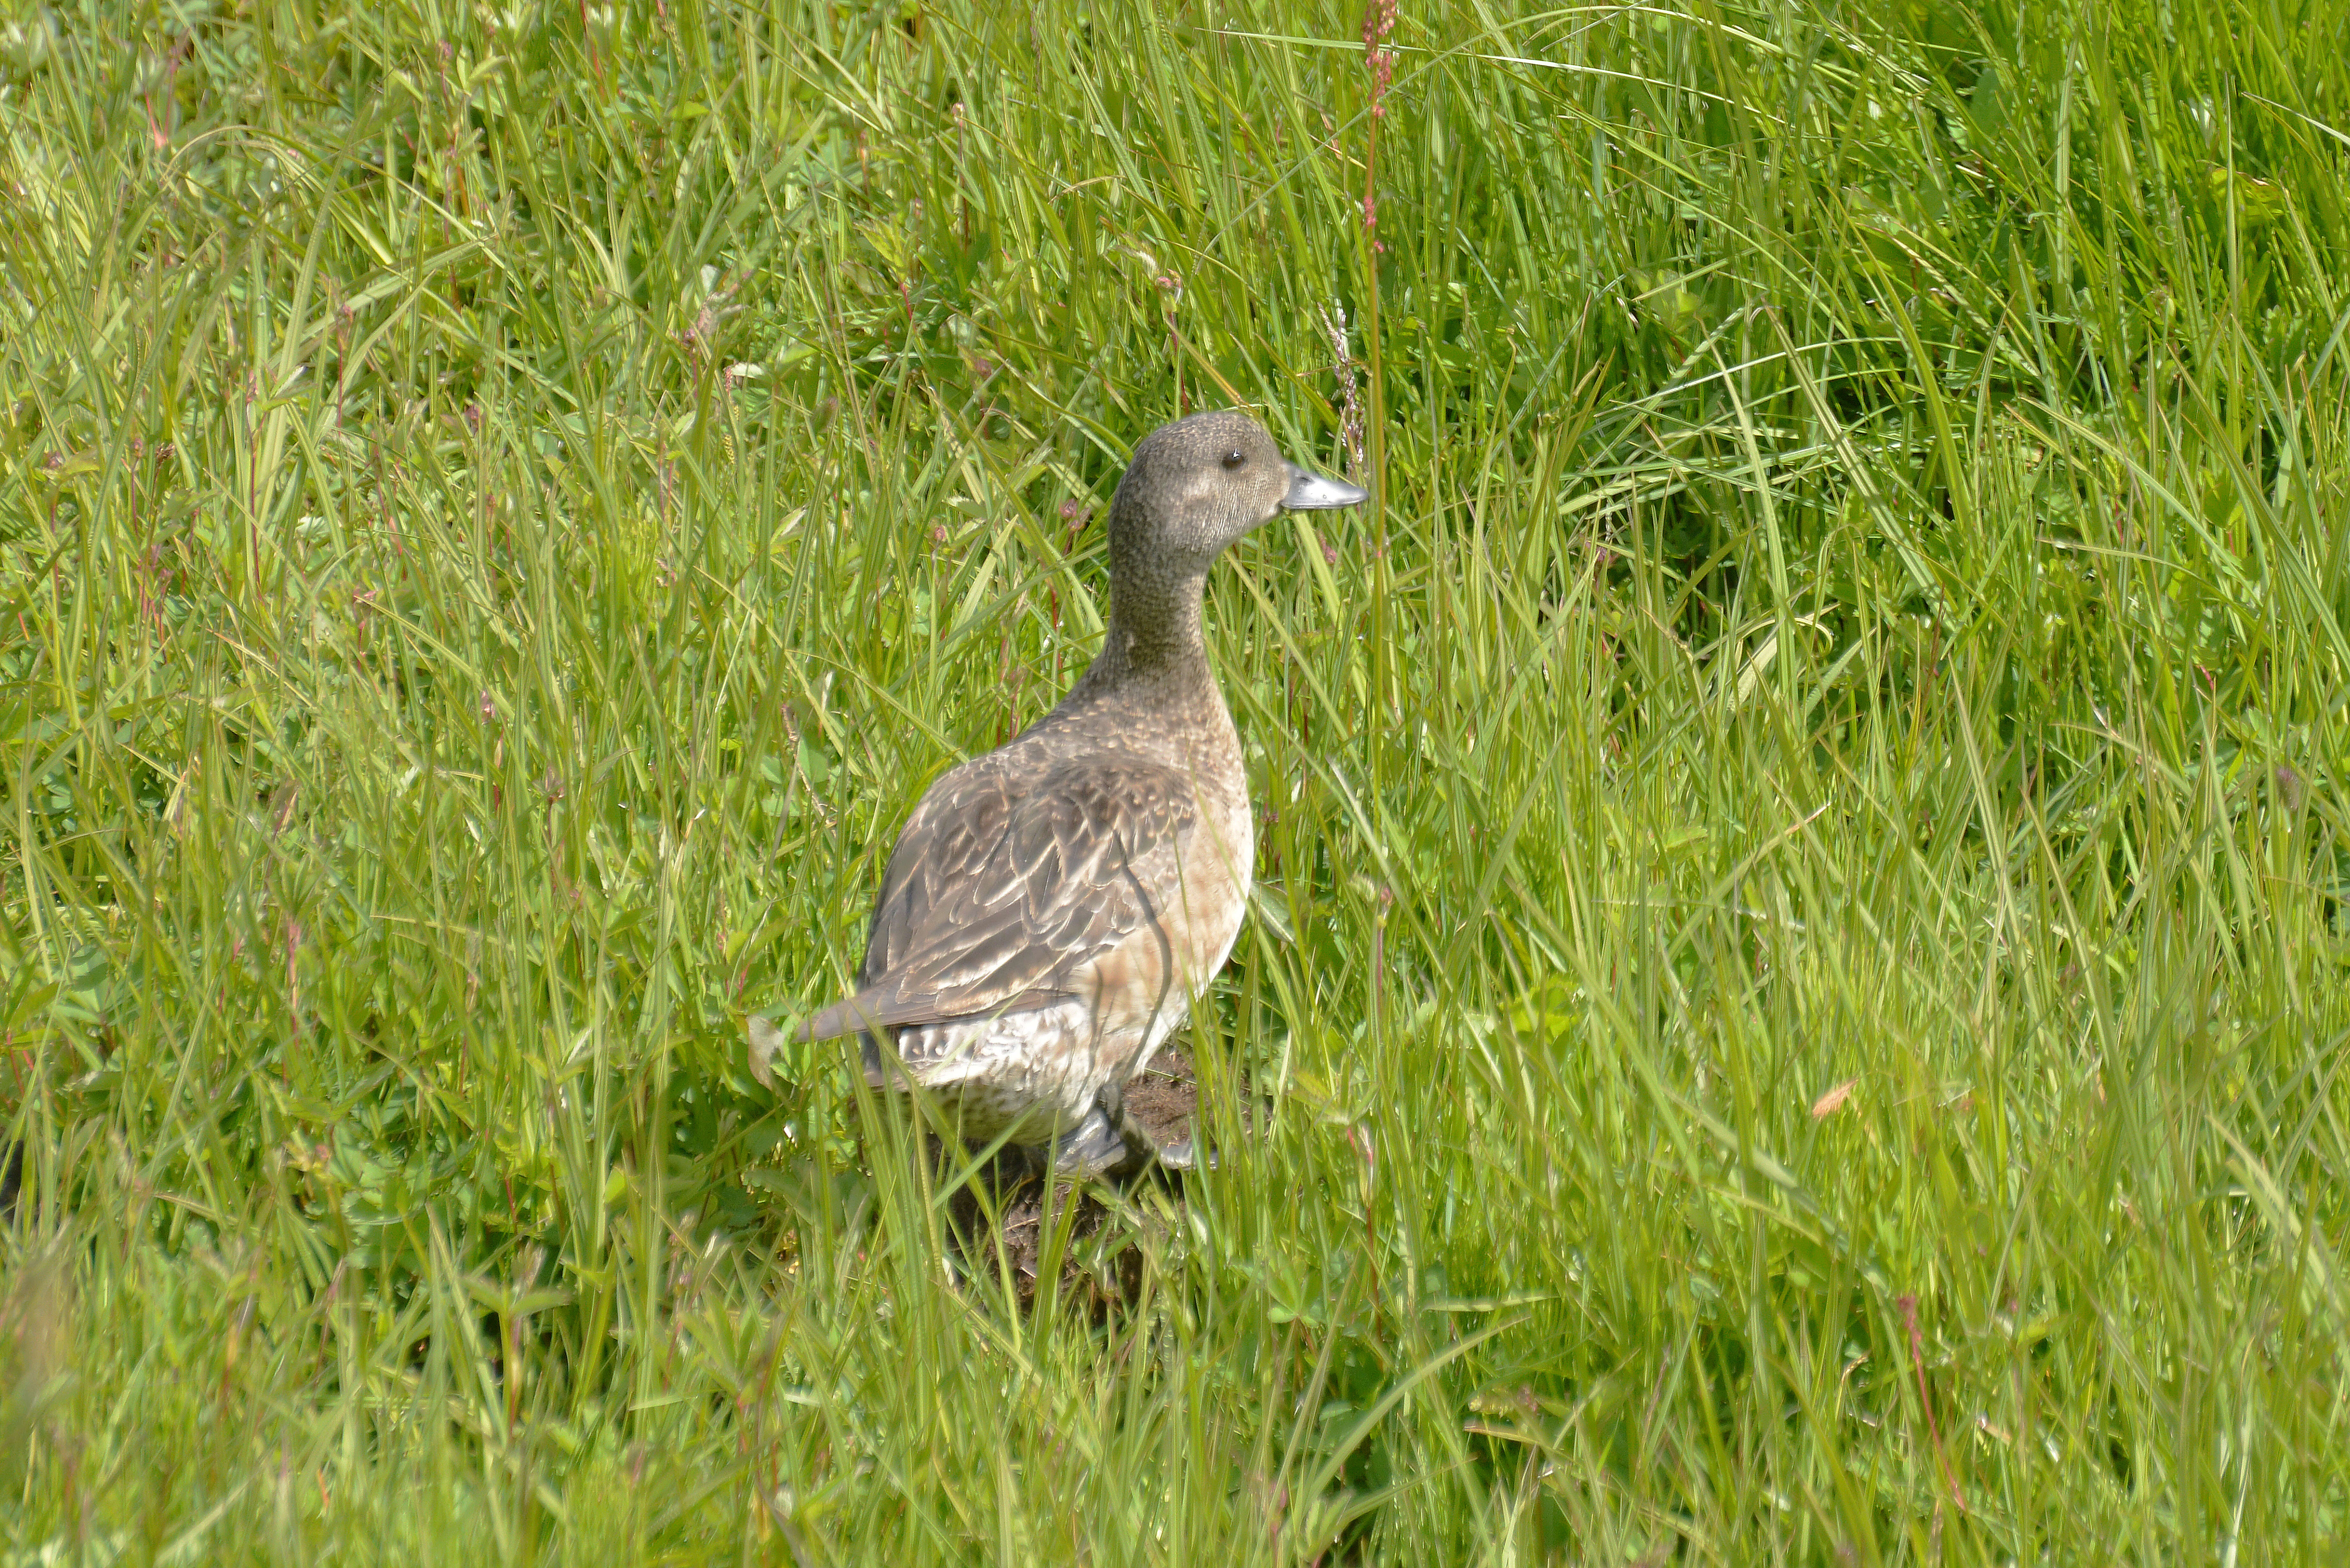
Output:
[{"xmin": 1109, "ymin": 410, "xmax": 1366, "ymax": 576}]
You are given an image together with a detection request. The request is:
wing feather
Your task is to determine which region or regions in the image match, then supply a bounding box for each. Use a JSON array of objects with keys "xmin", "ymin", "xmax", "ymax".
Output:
[{"xmin": 796, "ymin": 753, "xmax": 1199, "ymax": 1042}]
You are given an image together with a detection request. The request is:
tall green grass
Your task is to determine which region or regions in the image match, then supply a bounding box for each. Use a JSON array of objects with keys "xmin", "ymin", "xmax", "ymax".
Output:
[{"xmin": 4, "ymin": 0, "xmax": 2348, "ymax": 1559}]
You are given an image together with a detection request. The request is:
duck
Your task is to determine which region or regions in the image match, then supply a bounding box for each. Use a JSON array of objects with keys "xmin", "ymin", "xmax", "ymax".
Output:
[{"xmin": 759, "ymin": 410, "xmax": 1365, "ymax": 1173}]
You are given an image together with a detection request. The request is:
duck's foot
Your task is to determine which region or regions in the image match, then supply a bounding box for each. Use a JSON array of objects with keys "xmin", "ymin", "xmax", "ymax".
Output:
[
  {"xmin": 1048, "ymin": 1103, "xmax": 1131, "ymax": 1178},
  {"xmin": 1147, "ymin": 1135, "xmax": 1215, "ymax": 1172}
]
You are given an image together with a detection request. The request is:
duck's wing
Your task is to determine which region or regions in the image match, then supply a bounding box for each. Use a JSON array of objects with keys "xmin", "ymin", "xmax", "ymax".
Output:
[{"xmin": 795, "ymin": 754, "xmax": 1206, "ymax": 1044}]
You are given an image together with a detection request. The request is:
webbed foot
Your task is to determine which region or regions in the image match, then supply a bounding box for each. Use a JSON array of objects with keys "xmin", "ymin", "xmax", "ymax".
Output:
[
  {"xmin": 1149, "ymin": 1136, "xmax": 1214, "ymax": 1172},
  {"xmin": 1048, "ymin": 1104, "xmax": 1130, "ymax": 1177}
]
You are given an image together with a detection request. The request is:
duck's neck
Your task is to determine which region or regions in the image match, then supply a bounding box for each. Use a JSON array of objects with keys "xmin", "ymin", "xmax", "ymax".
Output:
[{"xmin": 1061, "ymin": 561, "xmax": 1230, "ymax": 729}]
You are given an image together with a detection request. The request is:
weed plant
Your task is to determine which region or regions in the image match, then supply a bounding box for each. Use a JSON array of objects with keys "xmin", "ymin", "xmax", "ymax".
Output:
[{"xmin": 4, "ymin": 0, "xmax": 2349, "ymax": 1561}]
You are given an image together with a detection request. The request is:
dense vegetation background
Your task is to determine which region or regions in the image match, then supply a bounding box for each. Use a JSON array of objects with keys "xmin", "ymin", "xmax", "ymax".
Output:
[{"xmin": 5, "ymin": 0, "xmax": 2349, "ymax": 1560}]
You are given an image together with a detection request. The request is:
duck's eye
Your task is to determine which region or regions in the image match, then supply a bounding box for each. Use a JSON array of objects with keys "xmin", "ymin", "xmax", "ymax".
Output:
[{"xmin": 1221, "ymin": 449, "xmax": 1247, "ymax": 471}]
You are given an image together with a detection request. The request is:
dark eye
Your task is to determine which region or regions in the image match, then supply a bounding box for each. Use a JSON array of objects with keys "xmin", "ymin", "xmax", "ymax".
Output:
[{"xmin": 1221, "ymin": 449, "xmax": 1247, "ymax": 470}]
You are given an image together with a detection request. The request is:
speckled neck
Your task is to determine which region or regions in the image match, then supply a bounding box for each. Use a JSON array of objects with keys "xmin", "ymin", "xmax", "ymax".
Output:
[
  {"xmin": 1099, "ymin": 546, "xmax": 1213, "ymax": 676},
  {"xmin": 1045, "ymin": 558, "xmax": 1237, "ymax": 768},
  {"xmin": 1062, "ymin": 564, "xmax": 1212, "ymax": 705}
]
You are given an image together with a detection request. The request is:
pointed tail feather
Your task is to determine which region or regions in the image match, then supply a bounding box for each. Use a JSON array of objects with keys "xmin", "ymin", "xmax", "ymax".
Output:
[{"xmin": 798, "ymin": 990, "xmax": 896, "ymax": 1044}]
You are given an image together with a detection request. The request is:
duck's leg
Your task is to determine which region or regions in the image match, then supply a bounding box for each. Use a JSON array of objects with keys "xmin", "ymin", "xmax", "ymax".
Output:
[{"xmin": 1049, "ymin": 1102, "xmax": 1130, "ymax": 1176}]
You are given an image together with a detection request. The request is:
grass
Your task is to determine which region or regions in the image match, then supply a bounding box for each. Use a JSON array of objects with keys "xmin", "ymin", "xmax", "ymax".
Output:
[{"xmin": 4, "ymin": 0, "xmax": 2349, "ymax": 1559}]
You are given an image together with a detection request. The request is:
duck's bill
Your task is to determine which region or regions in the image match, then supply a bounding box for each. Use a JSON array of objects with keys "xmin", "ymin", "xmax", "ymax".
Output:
[{"xmin": 1283, "ymin": 463, "xmax": 1369, "ymax": 510}]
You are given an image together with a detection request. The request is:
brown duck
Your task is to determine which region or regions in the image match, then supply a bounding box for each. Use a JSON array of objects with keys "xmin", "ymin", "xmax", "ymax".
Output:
[{"xmin": 763, "ymin": 411, "xmax": 1365, "ymax": 1172}]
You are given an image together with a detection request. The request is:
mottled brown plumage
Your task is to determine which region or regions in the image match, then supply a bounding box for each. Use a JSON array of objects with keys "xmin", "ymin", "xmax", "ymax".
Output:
[{"xmin": 780, "ymin": 410, "xmax": 1365, "ymax": 1172}]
